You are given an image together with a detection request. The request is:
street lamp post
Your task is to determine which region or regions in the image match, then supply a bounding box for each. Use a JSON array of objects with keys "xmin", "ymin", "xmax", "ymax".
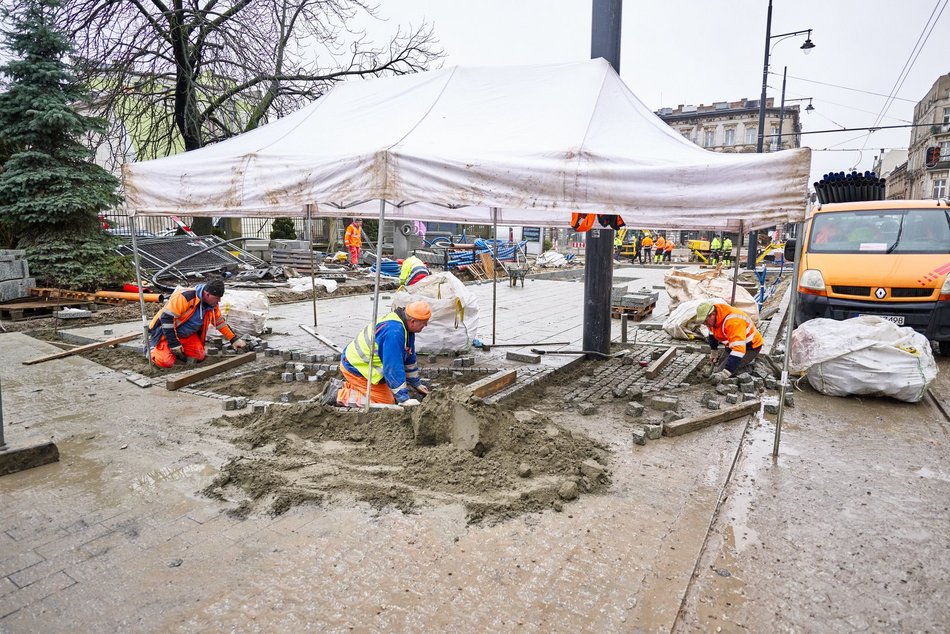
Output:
[{"xmin": 749, "ymin": 0, "xmax": 814, "ymax": 268}]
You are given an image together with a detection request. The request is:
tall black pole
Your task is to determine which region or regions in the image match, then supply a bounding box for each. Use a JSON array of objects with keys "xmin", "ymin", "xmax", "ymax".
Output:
[
  {"xmin": 584, "ymin": 0, "xmax": 622, "ymax": 357},
  {"xmin": 750, "ymin": 0, "xmax": 774, "ymax": 271}
]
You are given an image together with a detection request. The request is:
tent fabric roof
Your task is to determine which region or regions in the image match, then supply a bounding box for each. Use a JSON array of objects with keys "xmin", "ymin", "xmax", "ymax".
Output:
[{"xmin": 122, "ymin": 59, "xmax": 811, "ymax": 230}]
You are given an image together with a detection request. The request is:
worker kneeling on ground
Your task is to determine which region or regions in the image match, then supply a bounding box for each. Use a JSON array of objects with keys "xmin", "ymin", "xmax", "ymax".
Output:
[
  {"xmin": 697, "ymin": 302, "xmax": 763, "ymax": 383},
  {"xmin": 399, "ymin": 255, "xmax": 430, "ymax": 287},
  {"xmin": 148, "ymin": 279, "xmax": 246, "ymax": 368},
  {"xmin": 337, "ymin": 301, "xmax": 432, "ymax": 408}
]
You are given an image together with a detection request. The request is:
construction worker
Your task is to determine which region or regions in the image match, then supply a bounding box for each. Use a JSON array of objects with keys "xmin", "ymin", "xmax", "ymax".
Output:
[
  {"xmin": 399, "ymin": 255, "xmax": 430, "ymax": 287},
  {"xmin": 344, "ymin": 218, "xmax": 362, "ymax": 266},
  {"xmin": 640, "ymin": 233, "xmax": 653, "ymax": 265},
  {"xmin": 710, "ymin": 234, "xmax": 722, "ymax": 264},
  {"xmin": 661, "ymin": 238, "xmax": 673, "ymax": 263},
  {"xmin": 696, "ymin": 302, "xmax": 763, "ymax": 383},
  {"xmin": 653, "ymin": 233, "xmax": 666, "ymax": 262},
  {"xmin": 613, "ymin": 229, "xmax": 624, "ymax": 260},
  {"xmin": 629, "ymin": 232, "xmax": 640, "ymax": 263},
  {"xmin": 147, "ymin": 279, "xmax": 246, "ymax": 368},
  {"xmin": 336, "ymin": 301, "xmax": 432, "ymax": 407},
  {"xmin": 722, "ymin": 235, "xmax": 734, "ymax": 266}
]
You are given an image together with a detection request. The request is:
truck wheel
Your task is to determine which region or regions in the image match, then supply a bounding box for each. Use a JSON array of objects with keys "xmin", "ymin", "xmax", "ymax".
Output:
[{"xmin": 939, "ymin": 340, "xmax": 950, "ymax": 356}]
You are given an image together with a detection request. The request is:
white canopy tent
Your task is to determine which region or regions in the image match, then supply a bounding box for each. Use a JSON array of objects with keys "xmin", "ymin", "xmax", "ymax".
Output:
[
  {"xmin": 123, "ymin": 58, "xmax": 811, "ymax": 230},
  {"xmin": 122, "ymin": 58, "xmax": 812, "ymax": 435}
]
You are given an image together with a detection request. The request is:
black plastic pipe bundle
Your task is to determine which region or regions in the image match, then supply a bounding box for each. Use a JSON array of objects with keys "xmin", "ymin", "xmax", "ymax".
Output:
[{"xmin": 813, "ymin": 171, "xmax": 886, "ymax": 204}]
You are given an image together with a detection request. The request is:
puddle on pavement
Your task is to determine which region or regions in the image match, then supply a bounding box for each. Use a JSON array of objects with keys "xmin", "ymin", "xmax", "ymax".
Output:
[{"xmin": 130, "ymin": 463, "xmax": 219, "ymax": 494}]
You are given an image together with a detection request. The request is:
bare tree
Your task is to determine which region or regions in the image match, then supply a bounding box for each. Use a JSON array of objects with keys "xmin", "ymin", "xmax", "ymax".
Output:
[{"xmin": 64, "ymin": 0, "xmax": 441, "ymax": 160}]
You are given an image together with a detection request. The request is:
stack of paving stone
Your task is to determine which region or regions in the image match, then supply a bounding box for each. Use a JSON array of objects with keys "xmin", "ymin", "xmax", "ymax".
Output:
[{"xmin": 0, "ymin": 250, "xmax": 35, "ymax": 301}]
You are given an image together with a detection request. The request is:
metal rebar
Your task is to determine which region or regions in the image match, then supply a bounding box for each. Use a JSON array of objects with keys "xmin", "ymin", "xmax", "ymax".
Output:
[
  {"xmin": 492, "ymin": 208, "xmax": 498, "ymax": 346},
  {"xmin": 307, "ymin": 204, "xmax": 317, "ymax": 327},
  {"xmin": 363, "ymin": 200, "xmax": 386, "ymax": 413},
  {"xmin": 130, "ymin": 216, "xmax": 152, "ymax": 360},
  {"xmin": 774, "ymin": 218, "xmax": 807, "ymax": 457}
]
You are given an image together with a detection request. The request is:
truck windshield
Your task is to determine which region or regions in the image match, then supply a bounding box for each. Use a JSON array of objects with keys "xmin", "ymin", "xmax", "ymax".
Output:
[{"xmin": 808, "ymin": 209, "xmax": 950, "ymax": 254}]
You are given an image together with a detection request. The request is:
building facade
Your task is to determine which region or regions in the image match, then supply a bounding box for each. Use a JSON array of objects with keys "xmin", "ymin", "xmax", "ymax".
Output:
[
  {"xmin": 655, "ymin": 97, "xmax": 802, "ymax": 153},
  {"xmin": 906, "ymin": 73, "xmax": 950, "ymax": 200}
]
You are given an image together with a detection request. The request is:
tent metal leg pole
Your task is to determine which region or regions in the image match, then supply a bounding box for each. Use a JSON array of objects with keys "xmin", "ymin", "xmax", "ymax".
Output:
[
  {"xmin": 492, "ymin": 208, "xmax": 498, "ymax": 346},
  {"xmin": 129, "ymin": 216, "xmax": 151, "ymax": 359},
  {"xmin": 363, "ymin": 200, "xmax": 386, "ymax": 413},
  {"xmin": 730, "ymin": 221, "xmax": 743, "ymax": 305},
  {"xmin": 773, "ymin": 220, "xmax": 806, "ymax": 457},
  {"xmin": 307, "ymin": 204, "xmax": 317, "ymax": 327}
]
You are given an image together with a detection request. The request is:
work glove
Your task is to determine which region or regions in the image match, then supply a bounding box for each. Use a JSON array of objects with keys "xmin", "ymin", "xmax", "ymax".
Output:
[
  {"xmin": 170, "ymin": 346, "xmax": 187, "ymax": 361},
  {"xmin": 231, "ymin": 338, "xmax": 247, "ymax": 351},
  {"xmin": 709, "ymin": 369, "xmax": 732, "ymax": 385},
  {"xmin": 414, "ymin": 385, "xmax": 430, "ymax": 399},
  {"xmin": 708, "ymin": 351, "xmax": 719, "ymax": 365},
  {"xmin": 400, "ymin": 398, "xmax": 421, "ymax": 408}
]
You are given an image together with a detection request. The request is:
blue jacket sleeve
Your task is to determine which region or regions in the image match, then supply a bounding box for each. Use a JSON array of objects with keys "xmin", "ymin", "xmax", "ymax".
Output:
[
  {"xmin": 378, "ymin": 322, "xmax": 411, "ymax": 402},
  {"xmin": 404, "ymin": 333, "xmax": 421, "ymax": 389}
]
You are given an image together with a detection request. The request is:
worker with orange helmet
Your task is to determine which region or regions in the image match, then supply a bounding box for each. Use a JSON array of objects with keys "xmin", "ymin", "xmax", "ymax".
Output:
[{"xmin": 337, "ymin": 301, "xmax": 432, "ymax": 407}]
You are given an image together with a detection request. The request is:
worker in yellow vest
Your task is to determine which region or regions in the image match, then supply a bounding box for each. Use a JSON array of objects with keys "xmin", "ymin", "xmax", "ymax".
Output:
[
  {"xmin": 722, "ymin": 236, "xmax": 734, "ymax": 266},
  {"xmin": 399, "ymin": 255, "xmax": 430, "ymax": 287},
  {"xmin": 710, "ymin": 234, "xmax": 722, "ymax": 264},
  {"xmin": 337, "ymin": 301, "xmax": 432, "ymax": 407}
]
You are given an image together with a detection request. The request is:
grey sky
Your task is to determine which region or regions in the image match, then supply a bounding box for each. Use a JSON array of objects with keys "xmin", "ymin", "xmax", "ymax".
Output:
[{"xmin": 370, "ymin": 0, "xmax": 949, "ymax": 188}]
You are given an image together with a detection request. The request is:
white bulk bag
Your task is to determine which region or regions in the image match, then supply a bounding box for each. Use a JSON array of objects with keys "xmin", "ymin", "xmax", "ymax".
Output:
[
  {"xmin": 790, "ymin": 316, "xmax": 937, "ymax": 402},
  {"xmin": 663, "ymin": 297, "xmax": 727, "ymax": 340},
  {"xmin": 212, "ymin": 289, "xmax": 270, "ymax": 336},
  {"xmin": 392, "ymin": 272, "xmax": 479, "ymax": 354},
  {"xmin": 664, "ymin": 267, "xmax": 759, "ymax": 322}
]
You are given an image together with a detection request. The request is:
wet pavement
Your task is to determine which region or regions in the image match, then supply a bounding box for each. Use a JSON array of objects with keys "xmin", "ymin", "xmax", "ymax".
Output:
[{"xmin": 1, "ymin": 270, "xmax": 949, "ymax": 631}]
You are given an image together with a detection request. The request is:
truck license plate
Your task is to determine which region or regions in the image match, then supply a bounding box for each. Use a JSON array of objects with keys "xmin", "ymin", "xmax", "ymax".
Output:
[{"xmin": 863, "ymin": 314, "xmax": 904, "ymax": 326}]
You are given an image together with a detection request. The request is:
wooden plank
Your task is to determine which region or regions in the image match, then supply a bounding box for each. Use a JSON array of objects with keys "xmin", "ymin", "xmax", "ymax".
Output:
[
  {"xmin": 662, "ymin": 400, "xmax": 761, "ymax": 437},
  {"xmin": 479, "ymin": 253, "xmax": 496, "ymax": 278},
  {"xmin": 467, "ymin": 369, "xmax": 517, "ymax": 399},
  {"xmin": 165, "ymin": 353, "xmax": 257, "ymax": 391},
  {"xmin": 22, "ymin": 333, "xmax": 139, "ymax": 365},
  {"xmin": 645, "ymin": 346, "xmax": 677, "ymax": 379}
]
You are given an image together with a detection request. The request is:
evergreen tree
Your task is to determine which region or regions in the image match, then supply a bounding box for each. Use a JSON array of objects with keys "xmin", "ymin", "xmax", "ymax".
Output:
[{"xmin": 0, "ymin": 0, "xmax": 129, "ymax": 290}]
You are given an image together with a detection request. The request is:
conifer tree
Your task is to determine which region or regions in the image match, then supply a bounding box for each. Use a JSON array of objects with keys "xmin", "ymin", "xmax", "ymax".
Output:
[{"xmin": 0, "ymin": 0, "xmax": 129, "ymax": 290}]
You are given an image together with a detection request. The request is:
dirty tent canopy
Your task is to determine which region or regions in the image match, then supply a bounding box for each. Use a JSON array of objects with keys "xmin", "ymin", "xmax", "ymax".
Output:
[{"xmin": 122, "ymin": 58, "xmax": 811, "ymax": 229}]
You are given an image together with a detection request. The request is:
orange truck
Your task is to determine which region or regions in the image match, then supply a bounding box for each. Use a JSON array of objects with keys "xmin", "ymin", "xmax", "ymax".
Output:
[{"xmin": 786, "ymin": 198, "xmax": 950, "ymax": 355}]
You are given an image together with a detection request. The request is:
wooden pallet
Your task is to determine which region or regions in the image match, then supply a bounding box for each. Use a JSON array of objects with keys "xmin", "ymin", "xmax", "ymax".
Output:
[
  {"xmin": 610, "ymin": 302, "xmax": 655, "ymax": 321},
  {"xmin": 0, "ymin": 298, "xmax": 97, "ymax": 321}
]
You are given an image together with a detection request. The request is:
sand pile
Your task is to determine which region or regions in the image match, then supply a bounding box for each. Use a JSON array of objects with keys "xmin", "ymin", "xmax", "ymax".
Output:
[{"xmin": 204, "ymin": 393, "xmax": 610, "ymax": 523}]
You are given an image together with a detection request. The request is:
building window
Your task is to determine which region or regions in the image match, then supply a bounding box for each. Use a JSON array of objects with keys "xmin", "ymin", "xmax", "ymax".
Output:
[
  {"xmin": 940, "ymin": 140, "xmax": 950, "ymax": 159},
  {"xmin": 723, "ymin": 128, "xmax": 735, "ymax": 146},
  {"xmin": 934, "ymin": 178, "xmax": 947, "ymax": 199},
  {"xmin": 769, "ymin": 125, "xmax": 780, "ymax": 151},
  {"xmin": 944, "ymin": 107, "xmax": 950, "ymax": 124},
  {"xmin": 704, "ymin": 129, "xmax": 715, "ymax": 147},
  {"xmin": 745, "ymin": 127, "xmax": 756, "ymax": 144}
]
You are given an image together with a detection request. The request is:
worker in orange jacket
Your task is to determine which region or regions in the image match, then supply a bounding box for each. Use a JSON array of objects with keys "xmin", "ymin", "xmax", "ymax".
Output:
[
  {"xmin": 663, "ymin": 239, "xmax": 675, "ymax": 263},
  {"xmin": 344, "ymin": 219, "xmax": 363, "ymax": 266},
  {"xmin": 147, "ymin": 279, "xmax": 246, "ymax": 368},
  {"xmin": 696, "ymin": 302, "xmax": 763, "ymax": 382},
  {"xmin": 653, "ymin": 234, "xmax": 667, "ymax": 262},
  {"xmin": 640, "ymin": 233, "xmax": 653, "ymax": 265}
]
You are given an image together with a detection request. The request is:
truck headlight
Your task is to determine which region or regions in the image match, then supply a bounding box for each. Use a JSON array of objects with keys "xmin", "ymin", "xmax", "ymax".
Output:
[
  {"xmin": 941, "ymin": 275, "xmax": 950, "ymax": 298},
  {"xmin": 800, "ymin": 269, "xmax": 826, "ymax": 293}
]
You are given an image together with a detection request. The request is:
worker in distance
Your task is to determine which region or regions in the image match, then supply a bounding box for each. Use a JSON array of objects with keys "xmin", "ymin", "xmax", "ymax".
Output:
[
  {"xmin": 696, "ymin": 301, "xmax": 763, "ymax": 383},
  {"xmin": 336, "ymin": 301, "xmax": 432, "ymax": 407},
  {"xmin": 148, "ymin": 278, "xmax": 246, "ymax": 368}
]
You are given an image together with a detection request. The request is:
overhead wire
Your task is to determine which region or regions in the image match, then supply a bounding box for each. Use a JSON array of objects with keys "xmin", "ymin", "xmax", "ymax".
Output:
[{"xmin": 864, "ymin": 0, "xmax": 947, "ymax": 152}]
